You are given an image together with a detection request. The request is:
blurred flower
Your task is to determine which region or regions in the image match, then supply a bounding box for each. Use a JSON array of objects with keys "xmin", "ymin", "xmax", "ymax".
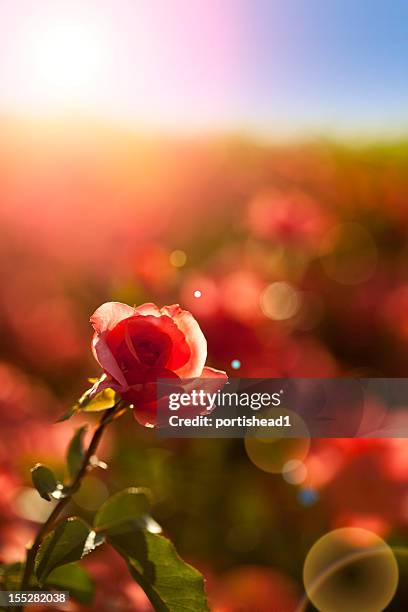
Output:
[
  {"xmin": 122, "ymin": 243, "xmax": 178, "ymax": 292},
  {"xmin": 1, "ymin": 271, "xmax": 82, "ymax": 371},
  {"xmin": 0, "ymin": 466, "xmax": 21, "ymax": 519},
  {"xmin": 305, "ymin": 439, "xmax": 408, "ymax": 529},
  {"xmin": 210, "ymin": 565, "xmax": 300, "ymax": 612},
  {"xmin": 0, "ymin": 519, "xmax": 36, "ymax": 564},
  {"xmin": 248, "ymin": 188, "xmax": 332, "ymax": 250},
  {"xmin": 0, "ymin": 362, "xmax": 67, "ymax": 463},
  {"xmin": 333, "ymin": 512, "xmax": 390, "ymax": 537},
  {"xmin": 220, "ymin": 271, "xmax": 263, "ymax": 322}
]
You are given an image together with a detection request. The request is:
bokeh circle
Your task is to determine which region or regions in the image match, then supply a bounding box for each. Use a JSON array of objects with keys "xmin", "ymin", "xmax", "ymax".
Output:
[
  {"xmin": 303, "ymin": 527, "xmax": 399, "ymax": 612},
  {"xmin": 244, "ymin": 409, "xmax": 310, "ymax": 474}
]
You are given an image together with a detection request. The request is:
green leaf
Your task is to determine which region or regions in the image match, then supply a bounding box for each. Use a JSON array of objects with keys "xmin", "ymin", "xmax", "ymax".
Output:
[
  {"xmin": 78, "ymin": 374, "xmax": 117, "ymax": 413},
  {"xmin": 56, "ymin": 405, "xmax": 79, "ymax": 422},
  {"xmin": 109, "ymin": 529, "xmax": 208, "ymax": 612},
  {"xmin": 58, "ymin": 375, "xmax": 117, "ymax": 421},
  {"xmin": 46, "ymin": 563, "xmax": 94, "ymax": 605},
  {"xmin": 82, "ymin": 386, "xmax": 117, "ymax": 412},
  {"xmin": 35, "ymin": 518, "xmax": 93, "ymax": 585},
  {"xmin": 67, "ymin": 426, "xmax": 87, "ymax": 479},
  {"xmin": 31, "ymin": 464, "xmax": 59, "ymax": 501},
  {"xmin": 94, "ymin": 487, "xmax": 151, "ymax": 532}
]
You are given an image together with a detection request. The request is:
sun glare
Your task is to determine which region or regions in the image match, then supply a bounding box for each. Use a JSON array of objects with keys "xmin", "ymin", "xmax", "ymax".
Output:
[
  {"xmin": 10, "ymin": 12, "xmax": 112, "ymax": 112},
  {"xmin": 0, "ymin": 2, "xmax": 232, "ymax": 128}
]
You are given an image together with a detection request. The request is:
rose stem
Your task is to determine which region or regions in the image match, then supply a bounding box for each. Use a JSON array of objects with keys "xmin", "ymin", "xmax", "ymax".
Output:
[{"xmin": 17, "ymin": 406, "xmax": 118, "ymax": 609}]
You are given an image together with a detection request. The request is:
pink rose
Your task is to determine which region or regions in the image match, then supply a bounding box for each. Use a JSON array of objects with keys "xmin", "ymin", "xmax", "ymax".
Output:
[{"xmin": 90, "ymin": 302, "xmax": 227, "ymax": 425}]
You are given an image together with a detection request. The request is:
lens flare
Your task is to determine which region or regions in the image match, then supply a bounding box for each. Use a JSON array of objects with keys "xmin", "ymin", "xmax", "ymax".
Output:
[
  {"xmin": 231, "ymin": 359, "xmax": 241, "ymax": 370},
  {"xmin": 298, "ymin": 488, "xmax": 318, "ymax": 506},
  {"xmin": 245, "ymin": 409, "xmax": 310, "ymax": 474},
  {"xmin": 282, "ymin": 459, "xmax": 307, "ymax": 485},
  {"xmin": 303, "ymin": 527, "xmax": 399, "ymax": 612},
  {"xmin": 169, "ymin": 250, "xmax": 187, "ymax": 267},
  {"xmin": 260, "ymin": 282, "xmax": 300, "ymax": 321},
  {"xmin": 7, "ymin": 9, "xmax": 114, "ymax": 113}
]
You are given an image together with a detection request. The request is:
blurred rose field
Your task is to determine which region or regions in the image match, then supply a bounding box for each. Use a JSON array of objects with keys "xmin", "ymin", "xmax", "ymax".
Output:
[
  {"xmin": 1, "ymin": 1, "xmax": 408, "ymax": 610},
  {"xmin": 0, "ymin": 117, "xmax": 407, "ymax": 610}
]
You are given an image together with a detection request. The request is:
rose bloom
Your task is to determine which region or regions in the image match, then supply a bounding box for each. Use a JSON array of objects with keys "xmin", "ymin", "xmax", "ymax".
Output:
[{"xmin": 90, "ymin": 302, "xmax": 227, "ymax": 426}]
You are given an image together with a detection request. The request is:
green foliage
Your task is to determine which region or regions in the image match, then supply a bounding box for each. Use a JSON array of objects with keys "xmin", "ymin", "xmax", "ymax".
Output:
[
  {"xmin": 94, "ymin": 487, "xmax": 151, "ymax": 532},
  {"xmin": 109, "ymin": 529, "xmax": 208, "ymax": 612},
  {"xmin": 66, "ymin": 426, "xmax": 87, "ymax": 479},
  {"xmin": 30, "ymin": 441, "xmax": 207, "ymax": 609},
  {"xmin": 35, "ymin": 518, "xmax": 93, "ymax": 585},
  {"xmin": 28, "ymin": 479, "xmax": 208, "ymax": 610},
  {"xmin": 0, "ymin": 562, "xmax": 94, "ymax": 605},
  {"xmin": 91, "ymin": 487, "xmax": 208, "ymax": 611},
  {"xmin": 31, "ymin": 464, "xmax": 62, "ymax": 501},
  {"xmin": 46, "ymin": 563, "xmax": 94, "ymax": 604}
]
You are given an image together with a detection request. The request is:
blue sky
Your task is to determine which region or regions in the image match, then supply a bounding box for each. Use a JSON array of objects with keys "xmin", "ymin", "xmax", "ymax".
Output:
[{"xmin": 236, "ymin": 0, "xmax": 408, "ymax": 136}]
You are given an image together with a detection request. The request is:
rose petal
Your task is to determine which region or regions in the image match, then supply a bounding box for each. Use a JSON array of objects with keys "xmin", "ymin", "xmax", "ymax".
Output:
[
  {"xmin": 162, "ymin": 305, "xmax": 207, "ymax": 377},
  {"xmin": 90, "ymin": 302, "xmax": 136, "ymax": 334},
  {"xmin": 179, "ymin": 367, "xmax": 228, "ymax": 395},
  {"xmin": 105, "ymin": 314, "xmax": 190, "ymax": 375},
  {"xmin": 150, "ymin": 315, "xmax": 190, "ymax": 371},
  {"xmin": 92, "ymin": 332, "xmax": 129, "ymax": 388},
  {"xmin": 135, "ymin": 303, "xmax": 162, "ymax": 317},
  {"xmin": 123, "ymin": 368, "xmax": 180, "ymax": 427},
  {"xmin": 201, "ymin": 366, "xmax": 228, "ymax": 380}
]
